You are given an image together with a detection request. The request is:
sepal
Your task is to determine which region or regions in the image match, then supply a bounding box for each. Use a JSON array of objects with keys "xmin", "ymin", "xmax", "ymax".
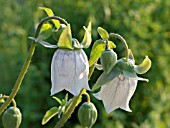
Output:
[
  {"xmin": 58, "ymin": 24, "xmax": 73, "ymax": 49},
  {"xmin": 28, "ymin": 37, "xmax": 58, "ymax": 48},
  {"xmin": 39, "ymin": 7, "xmax": 60, "ymax": 29},
  {"xmin": 97, "ymin": 27, "xmax": 109, "ymax": 40},
  {"xmin": 134, "ymin": 56, "xmax": 151, "ymax": 74},
  {"xmin": 81, "ymin": 22, "xmax": 92, "ymax": 48}
]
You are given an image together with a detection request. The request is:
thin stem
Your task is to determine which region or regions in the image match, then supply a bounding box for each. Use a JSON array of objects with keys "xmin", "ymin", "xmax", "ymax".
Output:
[
  {"xmin": 109, "ymin": 33, "xmax": 129, "ymax": 61},
  {"xmin": 0, "ymin": 96, "xmax": 17, "ymax": 108},
  {"xmin": 55, "ymin": 88, "xmax": 86, "ymax": 128},
  {"xmin": 0, "ymin": 16, "xmax": 68, "ymax": 115},
  {"xmin": 83, "ymin": 92, "xmax": 91, "ymax": 103},
  {"xmin": 105, "ymin": 39, "xmax": 109, "ymax": 50}
]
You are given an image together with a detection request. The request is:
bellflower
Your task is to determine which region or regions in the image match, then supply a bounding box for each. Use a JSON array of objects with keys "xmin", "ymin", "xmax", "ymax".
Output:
[
  {"xmin": 93, "ymin": 51, "xmax": 151, "ymax": 113},
  {"xmin": 50, "ymin": 23, "xmax": 92, "ymax": 96},
  {"xmin": 51, "ymin": 48, "xmax": 90, "ymax": 96}
]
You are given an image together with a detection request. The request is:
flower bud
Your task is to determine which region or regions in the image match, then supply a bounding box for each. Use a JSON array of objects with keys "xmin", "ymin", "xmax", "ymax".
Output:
[
  {"xmin": 78, "ymin": 102, "xmax": 97, "ymax": 128},
  {"xmin": 134, "ymin": 56, "xmax": 151, "ymax": 74},
  {"xmin": 2, "ymin": 107, "xmax": 22, "ymax": 128},
  {"xmin": 100, "ymin": 49, "xmax": 117, "ymax": 74}
]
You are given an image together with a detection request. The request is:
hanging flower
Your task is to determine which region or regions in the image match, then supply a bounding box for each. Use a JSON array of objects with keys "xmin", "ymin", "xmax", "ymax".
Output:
[
  {"xmin": 50, "ymin": 23, "xmax": 92, "ymax": 96},
  {"xmin": 93, "ymin": 74, "xmax": 148, "ymax": 113},
  {"xmin": 51, "ymin": 48, "xmax": 90, "ymax": 96},
  {"xmin": 92, "ymin": 50, "xmax": 151, "ymax": 113}
]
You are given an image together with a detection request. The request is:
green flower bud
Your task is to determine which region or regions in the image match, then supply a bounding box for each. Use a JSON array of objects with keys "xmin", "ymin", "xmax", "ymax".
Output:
[
  {"xmin": 2, "ymin": 107, "xmax": 22, "ymax": 128},
  {"xmin": 100, "ymin": 49, "xmax": 117, "ymax": 74},
  {"xmin": 78, "ymin": 102, "xmax": 98, "ymax": 128},
  {"xmin": 134, "ymin": 56, "xmax": 151, "ymax": 74}
]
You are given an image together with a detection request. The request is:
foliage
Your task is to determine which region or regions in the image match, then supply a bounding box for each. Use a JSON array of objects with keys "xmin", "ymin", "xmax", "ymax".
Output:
[{"xmin": 0, "ymin": 0, "xmax": 170, "ymax": 128}]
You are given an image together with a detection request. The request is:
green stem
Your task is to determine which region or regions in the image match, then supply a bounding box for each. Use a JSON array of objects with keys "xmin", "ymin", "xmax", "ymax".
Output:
[
  {"xmin": 0, "ymin": 16, "xmax": 68, "ymax": 115},
  {"xmin": 0, "ymin": 96, "xmax": 17, "ymax": 108},
  {"xmin": 109, "ymin": 33, "xmax": 129, "ymax": 61},
  {"xmin": 54, "ymin": 88, "xmax": 86, "ymax": 128},
  {"xmin": 105, "ymin": 39, "xmax": 109, "ymax": 50},
  {"xmin": 83, "ymin": 92, "xmax": 91, "ymax": 103}
]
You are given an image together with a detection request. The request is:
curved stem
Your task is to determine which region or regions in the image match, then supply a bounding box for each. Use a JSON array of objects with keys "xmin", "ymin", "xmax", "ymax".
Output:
[
  {"xmin": 83, "ymin": 92, "xmax": 91, "ymax": 103},
  {"xmin": 0, "ymin": 16, "xmax": 68, "ymax": 115},
  {"xmin": 54, "ymin": 88, "xmax": 86, "ymax": 128},
  {"xmin": 0, "ymin": 96, "xmax": 17, "ymax": 108},
  {"xmin": 109, "ymin": 33, "xmax": 129, "ymax": 61}
]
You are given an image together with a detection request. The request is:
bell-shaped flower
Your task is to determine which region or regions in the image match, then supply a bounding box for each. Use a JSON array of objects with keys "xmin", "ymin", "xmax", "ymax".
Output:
[
  {"xmin": 92, "ymin": 50, "xmax": 151, "ymax": 113},
  {"xmin": 51, "ymin": 48, "xmax": 90, "ymax": 96},
  {"xmin": 50, "ymin": 23, "xmax": 92, "ymax": 96}
]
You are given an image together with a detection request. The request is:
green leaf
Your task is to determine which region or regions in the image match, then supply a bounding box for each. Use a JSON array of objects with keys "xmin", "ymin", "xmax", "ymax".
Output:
[
  {"xmin": 92, "ymin": 66, "xmax": 122, "ymax": 90},
  {"xmin": 37, "ymin": 23, "xmax": 52, "ymax": 40},
  {"xmin": 108, "ymin": 40, "xmax": 116, "ymax": 48},
  {"xmin": 0, "ymin": 99, "xmax": 5, "ymax": 103},
  {"xmin": 88, "ymin": 40, "xmax": 116, "ymax": 67},
  {"xmin": 97, "ymin": 27, "xmax": 109, "ymax": 40},
  {"xmin": 42, "ymin": 107, "xmax": 58, "ymax": 125},
  {"xmin": 39, "ymin": 7, "xmax": 60, "ymax": 29},
  {"xmin": 52, "ymin": 96, "xmax": 62, "ymax": 105},
  {"xmin": 81, "ymin": 22, "xmax": 92, "ymax": 48},
  {"xmin": 58, "ymin": 24, "xmax": 73, "ymax": 49}
]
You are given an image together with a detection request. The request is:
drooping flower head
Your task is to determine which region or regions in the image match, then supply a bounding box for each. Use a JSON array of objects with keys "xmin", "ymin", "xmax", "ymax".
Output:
[
  {"xmin": 51, "ymin": 23, "xmax": 92, "ymax": 96},
  {"xmin": 28, "ymin": 7, "xmax": 92, "ymax": 96},
  {"xmin": 93, "ymin": 50, "xmax": 151, "ymax": 113}
]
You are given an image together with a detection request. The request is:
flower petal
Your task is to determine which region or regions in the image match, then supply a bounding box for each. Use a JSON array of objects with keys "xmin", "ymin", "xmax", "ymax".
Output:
[{"xmin": 93, "ymin": 75, "xmax": 138, "ymax": 113}]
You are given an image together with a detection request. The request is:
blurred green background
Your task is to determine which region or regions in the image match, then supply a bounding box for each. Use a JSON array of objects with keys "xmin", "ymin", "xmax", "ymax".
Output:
[{"xmin": 0, "ymin": 0, "xmax": 170, "ymax": 128}]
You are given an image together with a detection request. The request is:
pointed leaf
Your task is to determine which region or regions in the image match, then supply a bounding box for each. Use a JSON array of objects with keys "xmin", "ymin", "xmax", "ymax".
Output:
[
  {"xmin": 39, "ymin": 7, "xmax": 60, "ymax": 29},
  {"xmin": 42, "ymin": 107, "xmax": 58, "ymax": 125},
  {"xmin": 89, "ymin": 40, "xmax": 116, "ymax": 67},
  {"xmin": 108, "ymin": 41, "xmax": 116, "ymax": 48},
  {"xmin": 81, "ymin": 22, "xmax": 92, "ymax": 48},
  {"xmin": 64, "ymin": 93, "xmax": 68, "ymax": 105},
  {"xmin": 92, "ymin": 66, "xmax": 122, "ymax": 90},
  {"xmin": 97, "ymin": 27, "xmax": 109, "ymax": 40},
  {"xmin": 28, "ymin": 37, "xmax": 58, "ymax": 48},
  {"xmin": 52, "ymin": 96, "xmax": 62, "ymax": 105},
  {"xmin": 37, "ymin": 23, "xmax": 52, "ymax": 40},
  {"xmin": 58, "ymin": 24, "xmax": 73, "ymax": 49}
]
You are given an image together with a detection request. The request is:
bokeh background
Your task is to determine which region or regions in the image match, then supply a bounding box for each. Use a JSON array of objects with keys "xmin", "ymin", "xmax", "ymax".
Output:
[{"xmin": 0, "ymin": 0, "xmax": 170, "ymax": 128}]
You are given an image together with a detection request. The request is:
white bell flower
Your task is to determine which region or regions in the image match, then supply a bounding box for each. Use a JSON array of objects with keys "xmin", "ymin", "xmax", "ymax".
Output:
[
  {"xmin": 51, "ymin": 49, "xmax": 90, "ymax": 96},
  {"xmin": 93, "ymin": 74, "xmax": 148, "ymax": 113}
]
